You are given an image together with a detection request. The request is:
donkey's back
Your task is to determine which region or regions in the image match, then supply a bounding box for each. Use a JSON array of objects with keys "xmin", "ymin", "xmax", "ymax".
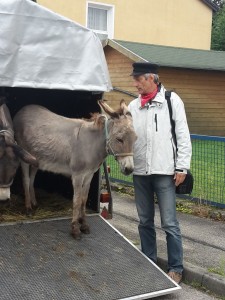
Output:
[{"xmin": 14, "ymin": 105, "xmax": 102, "ymax": 175}]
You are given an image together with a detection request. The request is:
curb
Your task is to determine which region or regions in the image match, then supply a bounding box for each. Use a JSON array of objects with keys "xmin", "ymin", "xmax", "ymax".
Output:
[{"xmin": 157, "ymin": 256, "xmax": 225, "ymax": 297}]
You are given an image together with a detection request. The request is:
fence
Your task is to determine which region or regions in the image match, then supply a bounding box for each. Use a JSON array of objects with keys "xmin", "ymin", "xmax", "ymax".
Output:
[{"xmin": 104, "ymin": 134, "xmax": 225, "ymax": 209}]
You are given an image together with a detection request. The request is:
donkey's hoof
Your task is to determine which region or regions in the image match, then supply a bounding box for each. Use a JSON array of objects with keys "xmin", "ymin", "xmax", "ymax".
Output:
[
  {"xmin": 71, "ymin": 230, "xmax": 82, "ymax": 240},
  {"xmin": 32, "ymin": 204, "xmax": 38, "ymax": 211},
  {"xmin": 71, "ymin": 223, "xmax": 82, "ymax": 240},
  {"xmin": 80, "ymin": 224, "xmax": 90, "ymax": 234},
  {"xmin": 26, "ymin": 208, "xmax": 34, "ymax": 217}
]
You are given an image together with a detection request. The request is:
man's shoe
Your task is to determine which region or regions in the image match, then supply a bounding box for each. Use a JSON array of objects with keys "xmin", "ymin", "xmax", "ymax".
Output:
[{"xmin": 168, "ymin": 271, "xmax": 182, "ymax": 284}]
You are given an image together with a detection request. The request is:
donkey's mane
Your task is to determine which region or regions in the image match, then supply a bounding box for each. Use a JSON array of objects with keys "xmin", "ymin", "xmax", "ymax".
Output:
[
  {"xmin": 81, "ymin": 106, "xmax": 131, "ymax": 130},
  {"xmin": 83, "ymin": 113, "xmax": 105, "ymax": 129}
]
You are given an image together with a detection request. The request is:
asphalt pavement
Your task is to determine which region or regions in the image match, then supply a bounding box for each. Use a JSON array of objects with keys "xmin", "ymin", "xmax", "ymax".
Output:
[{"xmin": 103, "ymin": 191, "xmax": 225, "ymax": 299}]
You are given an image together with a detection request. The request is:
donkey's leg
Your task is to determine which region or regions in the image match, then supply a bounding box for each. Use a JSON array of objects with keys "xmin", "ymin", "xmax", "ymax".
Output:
[
  {"xmin": 79, "ymin": 172, "xmax": 94, "ymax": 234},
  {"xmin": 71, "ymin": 174, "xmax": 83, "ymax": 239},
  {"xmin": 21, "ymin": 162, "xmax": 32, "ymax": 214},
  {"xmin": 29, "ymin": 166, "xmax": 38, "ymax": 208}
]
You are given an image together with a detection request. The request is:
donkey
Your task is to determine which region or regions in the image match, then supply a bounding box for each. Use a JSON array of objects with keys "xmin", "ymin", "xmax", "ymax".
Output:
[
  {"xmin": 13, "ymin": 100, "xmax": 137, "ymax": 239},
  {"xmin": 0, "ymin": 96, "xmax": 37, "ymax": 202}
]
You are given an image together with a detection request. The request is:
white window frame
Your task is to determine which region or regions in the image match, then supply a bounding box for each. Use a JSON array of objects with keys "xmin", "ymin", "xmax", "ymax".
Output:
[{"xmin": 86, "ymin": 1, "xmax": 114, "ymax": 39}]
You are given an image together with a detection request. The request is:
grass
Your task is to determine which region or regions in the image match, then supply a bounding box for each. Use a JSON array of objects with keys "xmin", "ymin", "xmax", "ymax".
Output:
[
  {"xmin": 187, "ymin": 280, "xmax": 225, "ymax": 300},
  {"xmin": 191, "ymin": 139, "xmax": 225, "ymax": 205},
  {"xmin": 208, "ymin": 259, "xmax": 225, "ymax": 277}
]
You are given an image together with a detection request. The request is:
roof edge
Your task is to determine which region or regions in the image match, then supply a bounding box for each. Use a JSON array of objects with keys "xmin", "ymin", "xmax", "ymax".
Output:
[
  {"xmin": 113, "ymin": 39, "xmax": 225, "ymax": 55},
  {"xmin": 107, "ymin": 39, "xmax": 147, "ymax": 62},
  {"xmin": 201, "ymin": 0, "xmax": 220, "ymax": 12}
]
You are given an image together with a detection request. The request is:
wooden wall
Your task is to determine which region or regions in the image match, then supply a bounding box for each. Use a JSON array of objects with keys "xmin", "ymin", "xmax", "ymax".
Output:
[{"xmin": 104, "ymin": 46, "xmax": 225, "ymax": 137}]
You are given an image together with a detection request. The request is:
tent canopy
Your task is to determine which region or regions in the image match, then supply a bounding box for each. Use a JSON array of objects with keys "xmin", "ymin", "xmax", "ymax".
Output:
[{"xmin": 0, "ymin": 0, "xmax": 112, "ymax": 91}]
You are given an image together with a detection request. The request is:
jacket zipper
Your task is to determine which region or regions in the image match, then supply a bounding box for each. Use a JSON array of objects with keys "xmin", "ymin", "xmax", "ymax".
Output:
[{"xmin": 155, "ymin": 114, "xmax": 158, "ymax": 131}]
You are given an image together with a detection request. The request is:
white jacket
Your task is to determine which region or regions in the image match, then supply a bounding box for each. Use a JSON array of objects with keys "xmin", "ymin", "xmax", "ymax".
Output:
[{"xmin": 128, "ymin": 85, "xmax": 192, "ymax": 175}]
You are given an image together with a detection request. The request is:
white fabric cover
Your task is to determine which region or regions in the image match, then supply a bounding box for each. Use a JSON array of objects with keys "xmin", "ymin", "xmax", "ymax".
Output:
[{"xmin": 0, "ymin": 0, "xmax": 112, "ymax": 91}]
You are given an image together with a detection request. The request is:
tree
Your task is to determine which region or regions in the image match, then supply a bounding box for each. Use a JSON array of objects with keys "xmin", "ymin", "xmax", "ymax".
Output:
[
  {"xmin": 211, "ymin": 2, "xmax": 225, "ymax": 50},
  {"xmin": 210, "ymin": 0, "xmax": 224, "ymax": 8}
]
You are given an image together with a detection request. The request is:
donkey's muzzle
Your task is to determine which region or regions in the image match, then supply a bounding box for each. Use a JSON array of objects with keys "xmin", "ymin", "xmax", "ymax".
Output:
[
  {"xmin": 0, "ymin": 187, "xmax": 10, "ymax": 201},
  {"xmin": 123, "ymin": 167, "xmax": 134, "ymax": 176},
  {"xmin": 118, "ymin": 156, "xmax": 134, "ymax": 176}
]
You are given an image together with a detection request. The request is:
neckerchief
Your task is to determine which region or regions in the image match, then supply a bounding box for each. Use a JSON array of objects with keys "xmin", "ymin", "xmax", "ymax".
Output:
[{"xmin": 141, "ymin": 88, "xmax": 158, "ymax": 107}]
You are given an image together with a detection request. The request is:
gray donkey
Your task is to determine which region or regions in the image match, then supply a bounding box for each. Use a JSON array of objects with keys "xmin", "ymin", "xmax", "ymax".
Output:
[
  {"xmin": 0, "ymin": 96, "xmax": 37, "ymax": 202},
  {"xmin": 13, "ymin": 100, "xmax": 137, "ymax": 239}
]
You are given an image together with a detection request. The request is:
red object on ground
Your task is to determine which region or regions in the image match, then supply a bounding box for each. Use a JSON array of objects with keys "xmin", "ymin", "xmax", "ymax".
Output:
[{"xmin": 101, "ymin": 206, "xmax": 109, "ymax": 219}]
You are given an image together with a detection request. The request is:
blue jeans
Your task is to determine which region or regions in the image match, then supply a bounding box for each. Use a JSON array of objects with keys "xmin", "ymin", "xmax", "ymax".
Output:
[{"xmin": 133, "ymin": 174, "xmax": 183, "ymax": 274}]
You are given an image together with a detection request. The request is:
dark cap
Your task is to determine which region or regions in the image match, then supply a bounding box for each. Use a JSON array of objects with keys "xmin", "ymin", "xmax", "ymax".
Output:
[{"xmin": 131, "ymin": 62, "xmax": 159, "ymax": 76}]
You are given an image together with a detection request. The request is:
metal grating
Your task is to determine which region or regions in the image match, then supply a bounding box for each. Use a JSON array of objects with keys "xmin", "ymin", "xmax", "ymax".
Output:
[{"xmin": 0, "ymin": 216, "xmax": 179, "ymax": 300}]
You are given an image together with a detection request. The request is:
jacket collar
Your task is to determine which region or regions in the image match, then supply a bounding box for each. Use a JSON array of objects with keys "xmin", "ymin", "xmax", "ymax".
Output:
[
  {"xmin": 153, "ymin": 84, "xmax": 166, "ymax": 104},
  {"xmin": 138, "ymin": 83, "xmax": 166, "ymax": 109}
]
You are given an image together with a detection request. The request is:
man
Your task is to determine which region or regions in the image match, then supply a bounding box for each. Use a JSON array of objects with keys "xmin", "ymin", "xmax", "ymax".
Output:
[{"xmin": 128, "ymin": 62, "xmax": 192, "ymax": 284}]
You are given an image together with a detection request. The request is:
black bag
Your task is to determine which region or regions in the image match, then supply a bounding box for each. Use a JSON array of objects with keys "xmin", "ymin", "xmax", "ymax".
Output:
[
  {"xmin": 165, "ymin": 91, "xmax": 194, "ymax": 195},
  {"xmin": 175, "ymin": 170, "xmax": 194, "ymax": 195}
]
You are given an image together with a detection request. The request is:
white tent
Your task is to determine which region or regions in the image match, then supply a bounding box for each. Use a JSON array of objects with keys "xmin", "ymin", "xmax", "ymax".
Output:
[{"xmin": 0, "ymin": 0, "xmax": 112, "ymax": 91}]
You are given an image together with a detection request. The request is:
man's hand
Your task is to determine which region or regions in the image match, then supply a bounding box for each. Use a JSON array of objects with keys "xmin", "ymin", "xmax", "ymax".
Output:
[{"xmin": 174, "ymin": 172, "xmax": 186, "ymax": 187}]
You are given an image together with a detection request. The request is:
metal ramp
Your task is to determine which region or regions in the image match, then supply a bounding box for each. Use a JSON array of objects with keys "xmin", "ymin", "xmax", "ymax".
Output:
[{"xmin": 0, "ymin": 215, "xmax": 180, "ymax": 299}]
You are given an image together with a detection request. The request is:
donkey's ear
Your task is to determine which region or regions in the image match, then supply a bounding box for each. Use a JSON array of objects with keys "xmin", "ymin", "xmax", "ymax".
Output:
[
  {"xmin": 0, "ymin": 103, "xmax": 13, "ymax": 129},
  {"xmin": 120, "ymin": 99, "xmax": 132, "ymax": 116},
  {"xmin": 98, "ymin": 100, "xmax": 119, "ymax": 118}
]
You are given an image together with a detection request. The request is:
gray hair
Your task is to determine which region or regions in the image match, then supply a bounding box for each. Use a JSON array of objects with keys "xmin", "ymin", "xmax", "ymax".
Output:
[{"xmin": 144, "ymin": 73, "xmax": 159, "ymax": 84}]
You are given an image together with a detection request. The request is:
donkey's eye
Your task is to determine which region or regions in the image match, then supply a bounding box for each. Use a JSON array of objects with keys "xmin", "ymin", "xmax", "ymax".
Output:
[{"xmin": 116, "ymin": 138, "xmax": 123, "ymax": 144}]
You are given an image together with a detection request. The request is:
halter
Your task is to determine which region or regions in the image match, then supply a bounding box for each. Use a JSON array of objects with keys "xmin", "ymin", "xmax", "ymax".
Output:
[
  {"xmin": 0, "ymin": 128, "xmax": 17, "ymax": 148},
  {"xmin": 103, "ymin": 116, "xmax": 134, "ymax": 159},
  {"xmin": 0, "ymin": 129, "xmax": 9, "ymax": 135},
  {"xmin": 0, "ymin": 129, "xmax": 15, "ymax": 139}
]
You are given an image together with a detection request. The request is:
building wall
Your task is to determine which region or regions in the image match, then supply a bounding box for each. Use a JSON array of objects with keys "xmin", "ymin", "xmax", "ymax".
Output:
[
  {"xmin": 104, "ymin": 46, "xmax": 225, "ymax": 137},
  {"xmin": 37, "ymin": 0, "xmax": 213, "ymax": 50},
  {"xmin": 37, "ymin": 0, "xmax": 86, "ymax": 24}
]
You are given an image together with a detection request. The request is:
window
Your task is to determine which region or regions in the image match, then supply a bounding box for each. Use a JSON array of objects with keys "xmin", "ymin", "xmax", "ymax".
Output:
[{"xmin": 87, "ymin": 2, "xmax": 114, "ymax": 40}]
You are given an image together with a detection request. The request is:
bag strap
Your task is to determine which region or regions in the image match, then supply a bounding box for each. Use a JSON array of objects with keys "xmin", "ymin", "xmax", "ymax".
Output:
[{"xmin": 165, "ymin": 91, "xmax": 177, "ymax": 149}]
